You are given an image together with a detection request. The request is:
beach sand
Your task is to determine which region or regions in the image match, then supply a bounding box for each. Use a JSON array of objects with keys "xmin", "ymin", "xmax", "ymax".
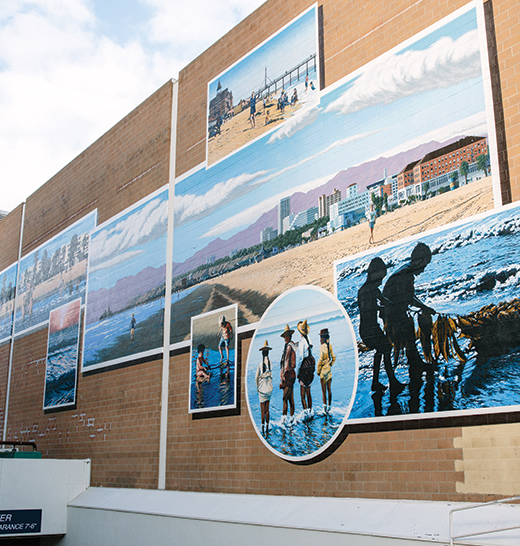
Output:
[
  {"xmin": 171, "ymin": 177, "xmax": 495, "ymax": 342},
  {"xmin": 207, "ymin": 95, "xmax": 304, "ymax": 165}
]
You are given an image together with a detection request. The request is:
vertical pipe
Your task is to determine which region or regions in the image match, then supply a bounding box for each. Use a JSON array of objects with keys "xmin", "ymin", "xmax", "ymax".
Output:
[
  {"xmin": 3, "ymin": 201, "xmax": 26, "ymax": 442},
  {"xmin": 158, "ymin": 80, "xmax": 178, "ymax": 490}
]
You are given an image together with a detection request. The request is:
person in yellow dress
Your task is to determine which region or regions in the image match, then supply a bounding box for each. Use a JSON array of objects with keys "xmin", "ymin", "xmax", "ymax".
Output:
[{"xmin": 317, "ymin": 328, "xmax": 335, "ymax": 413}]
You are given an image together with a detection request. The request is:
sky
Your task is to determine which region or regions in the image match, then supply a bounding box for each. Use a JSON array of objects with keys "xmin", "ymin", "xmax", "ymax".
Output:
[
  {"xmin": 87, "ymin": 187, "xmax": 168, "ymax": 293},
  {"xmin": 174, "ymin": 5, "xmax": 490, "ymax": 266},
  {"xmin": 0, "ymin": 0, "xmax": 266, "ymax": 213},
  {"xmin": 208, "ymin": 6, "xmax": 317, "ymax": 103}
]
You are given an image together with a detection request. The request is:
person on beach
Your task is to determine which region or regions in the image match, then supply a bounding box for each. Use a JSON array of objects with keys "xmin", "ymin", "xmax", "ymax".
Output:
[
  {"xmin": 130, "ymin": 313, "xmax": 137, "ymax": 342},
  {"xmin": 305, "ymin": 73, "xmax": 309, "ymax": 91},
  {"xmin": 296, "ymin": 319, "xmax": 314, "ymax": 417},
  {"xmin": 279, "ymin": 324, "xmax": 297, "ymax": 423},
  {"xmin": 358, "ymin": 257, "xmax": 406, "ymax": 393},
  {"xmin": 382, "ymin": 242, "xmax": 437, "ymax": 382},
  {"xmin": 249, "ymin": 92, "xmax": 256, "ymax": 129},
  {"xmin": 317, "ymin": 328, "xmax": 335, "ymax": 413},
  {"xmin": 366, "ymin": 204, "xmax": 377, "ymax": 244},
  {"xmin": 291, "ymin": 89, "xmax": 298, "ymax": 106},
  {"xmin": 218, "ymin": 315, "xmax": 233, "ymax": 363},
  {"xmin": 255, "ymin": 340, "xmax": 273, "ymax": 435},
  {"xmin": 195, "ymin": 344, "xmax": 211, "ymax": 383}
]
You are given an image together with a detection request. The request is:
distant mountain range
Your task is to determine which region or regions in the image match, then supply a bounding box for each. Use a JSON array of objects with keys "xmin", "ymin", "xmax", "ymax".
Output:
[
  {"xmin": 86, "ymin": 265, "xmax": 166, "ymax": 324},
  {"xmin": 173, "ymin": 136, "xmax": 471, "ymax": 277}
]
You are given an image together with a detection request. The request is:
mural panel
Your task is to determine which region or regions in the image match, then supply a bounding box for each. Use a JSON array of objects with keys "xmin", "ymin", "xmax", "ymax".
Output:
[
  {"xmin": 14, "ymin": 211, "xmax": 97, "ymax": 337},
  {"xmin": 207, "ymin": 5, "xmax": 319, "ymax": 165},
  {"xmin": 334, "ymin": 202, "xmax": 520, "ymax": 422},
  {"xmin": 43, "ymin": 299, "xmax": 81, "ymax": 410},
  {"xmin": 245, "ymin": 286, "xmax": 358, "ymax": 461},
  {"xmin": 189, "ymin": 305, "xmax": 238, "ymax": 413},
  {"xmin": 0, "ymin": 263, "xmax": 17, "ymax": 345},
  {"xmin": 171, "ymin": 2, "xmax": 498, "ymax": 346},
  {"xmin": 82, "ymin": 187, "xmax": 168, "ymax": 371}
]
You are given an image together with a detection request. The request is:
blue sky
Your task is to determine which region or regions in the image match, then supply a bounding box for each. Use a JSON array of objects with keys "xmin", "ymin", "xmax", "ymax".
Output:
[
  {"xmin": 174, "ymin": 5, "xmax": 490, "ymax": 266},
  {"xmin": 0, "ymin": 0, "xmax": 266, "ymax": 213}
]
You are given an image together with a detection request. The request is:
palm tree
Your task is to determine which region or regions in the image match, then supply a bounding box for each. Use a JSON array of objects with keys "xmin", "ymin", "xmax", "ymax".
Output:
[
  {"xmin": 476, "ymin": 153, "xmax": 490, "ymax": 176},
  {"xmin": 460, "ymin": 161, "xmax": 469, "ymax": 185}
]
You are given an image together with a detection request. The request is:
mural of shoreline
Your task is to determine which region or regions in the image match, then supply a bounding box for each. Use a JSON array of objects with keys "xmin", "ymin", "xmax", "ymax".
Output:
[
  {"xmin": 170, "ymin": 177, "xmax": 493, "ymax": 345},
  {"xmin": 83, "ymin": 187, "xmax": 168, "ymax": 371},
  {"xmin": 44, "ymin": 299, "xmax": 81, "ymax": 410},
  {"xmin": 207, "ymin": 6, "xmax": 319, "ymax": 165},
  {"xmin": 172, "ymin": 3, "xmax": 497, "ymax": 344},
  {"xmin": 334, "ymin": 202, "xmax": 520, "ymax": 422},
  {"xmin": 0, "ymin": 263, "xmax": 17, "ymax": 344},
  {"xmin": 245, "ymin": 287, "xmax": 357, "ymax": 461},
  {"xmin": 14, "ymin": 211, "xmax": 97, "ymax": 337}
]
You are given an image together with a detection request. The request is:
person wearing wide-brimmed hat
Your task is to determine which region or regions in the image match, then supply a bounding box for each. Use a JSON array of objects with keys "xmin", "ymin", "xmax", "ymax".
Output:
[
  {"xmin": 255, "ymin": 340, "xmax": 273, "ymax": 434},
  {"xmin": 317, "ymin": 328, "xmax": 335, "ymax": 412},
  {"xmin": 279, "ymin": 324, "xmax": 296, "ymax": 423},
  {"xmin": 296, "ymin": 319, "xmax": 315, "ymax": 417}
]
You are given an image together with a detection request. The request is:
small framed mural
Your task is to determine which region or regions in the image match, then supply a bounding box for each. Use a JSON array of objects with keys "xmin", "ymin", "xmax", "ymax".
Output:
[
  {"xmin": 43, "ymin": 298, "xmax": 81, "ymax": 410},
  {"xmin": 206, "ymin": 4, "xmax": 319, "ymax": 165},
  {"xmin": 245, "ymin": 286, "xmax": 358, "ymax": 462},
  {"xmin": 189, "ymin": 304, "xmax": 238, "ymax": 414},
  {"xmin": 0, "ymin": 263, "xmax": 17, "ymax": 345}
]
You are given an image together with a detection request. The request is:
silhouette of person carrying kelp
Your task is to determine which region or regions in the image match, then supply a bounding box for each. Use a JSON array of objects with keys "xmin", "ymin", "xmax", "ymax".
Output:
[
  {"xmin": 382, "ymin": 242, "xmax": 436, "ymax": 383},
  {"xmin": 358, "ymin": 257, "xmax": 406, "ymax": 394}
]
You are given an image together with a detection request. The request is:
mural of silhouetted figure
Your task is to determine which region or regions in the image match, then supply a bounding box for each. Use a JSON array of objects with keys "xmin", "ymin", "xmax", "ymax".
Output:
[{"xmin": 383, "ymin": 242, "xmax": 436, "ymax": 383}]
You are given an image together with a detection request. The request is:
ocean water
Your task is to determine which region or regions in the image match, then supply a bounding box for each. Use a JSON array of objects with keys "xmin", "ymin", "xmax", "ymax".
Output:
[
  {"xmin": 190, "ymin": 348, "xmax": 235, "ymax": 411},
  {"xmin": 15, "ymin": 278, "xmax": 86, "ymax": 335},
  {"xmin": 246, "ymin": 312, "xmax": 357, "ymax": 458},
  {"xmin": 83, "ymin": 298, "xmax": 164, "ymax": 367},
  {"xmin": 335, "ymin": 204, "xmax": 520, "ymax": 419}
]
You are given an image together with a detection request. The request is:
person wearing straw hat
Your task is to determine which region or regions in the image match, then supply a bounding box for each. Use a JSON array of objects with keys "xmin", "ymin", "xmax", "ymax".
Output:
[
  {"xmin": 296, "ymin": 319, "xmax": 315, "ymax": 418},
  {"xmin": 279, "ymin": 324, "xmax": 296, "ymax": 423},
  {"xmin": 255, "ymin": 340, "xmax": 273, "ymax": 435},
  {"xmin": 317, "ymin": 328, "xmax": 335, "ymax": 413}
]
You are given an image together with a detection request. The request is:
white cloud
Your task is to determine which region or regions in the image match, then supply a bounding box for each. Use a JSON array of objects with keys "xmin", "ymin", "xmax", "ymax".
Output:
[
  {"xmin": 0, "ymin": 0, "xmax": 266, "ymax": 213},
  {"xmin": 90, "ymin": 196, "xmax": 168, "ymax": 269},
  {"xmin": 203, "ymin": 173, "xmax": 334, "ymax": 239},
  {"xmin": 144, "ymin": 0, "xmax": 266, "ymax": 60},
  {"xmin": 268, "ymin": 105, "xmax": 321, "ymax": 143},
  {"xmin": 174, "ymin": 170, "xmax": 269, "ymax": 226},
  {"xmin": 326, "ymin": 29, "xmax": 481, "ymax": 116},
  {"xmin": 378, "ymin": 111, "xmax": 488, "ymax": 160}
]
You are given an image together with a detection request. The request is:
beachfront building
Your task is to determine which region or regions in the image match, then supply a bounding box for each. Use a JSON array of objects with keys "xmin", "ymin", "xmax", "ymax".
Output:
[
  {"xmin": 318, "ymin": 188, "xmax": 342, "ymax": 218},
  {"xmin": 413, "ymin": 136, "xmax": 488, "ymax": 191},
  {"xmin": 208, "ymin": 81, "xmax": 234, "ymax": 125},
  {"xmin": 327, "ymin": 183, "xmax": 369, "ymax": 233},
  {"xmin": 260, "ymin": 226, "xmax": 278, "ymax": 243},
  {"xmin": 283, "ymin": 206, "xmax": 319, "ymax": 232},
  {"xmin": 278, "ymin": 196, "xmax": 291, "ymax": 234}
]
